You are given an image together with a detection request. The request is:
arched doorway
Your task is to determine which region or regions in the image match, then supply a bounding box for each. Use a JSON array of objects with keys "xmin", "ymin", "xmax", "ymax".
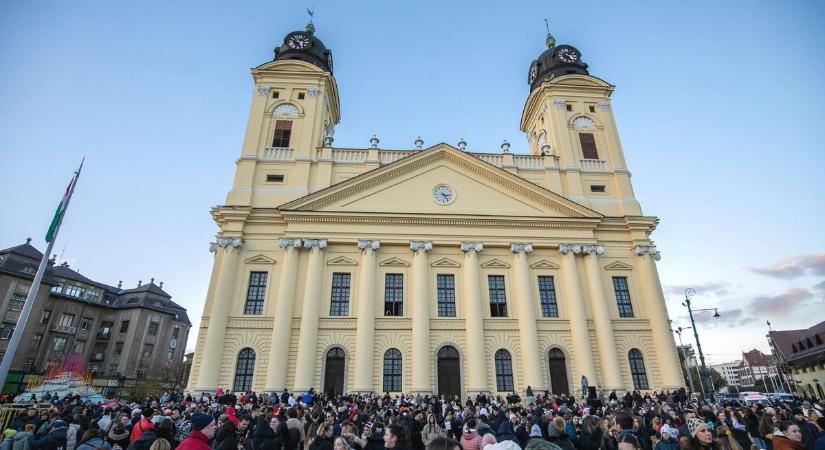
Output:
[
  {"xmin": 323, "ymin": 347, "xmax": 346, "ymax": 396},
  {"xmin": 437, "ymin": 346, "xmax": 461, "ymax": 398},
  {"xmin": 548, "ymin": 348, "xmax": 569, "ymax": 395}
]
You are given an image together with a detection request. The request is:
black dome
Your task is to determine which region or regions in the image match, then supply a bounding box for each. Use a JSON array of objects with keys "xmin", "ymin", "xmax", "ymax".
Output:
[
  {"xmin": 274, "ymin": 25, "xmax": 333, "ymax": 74},
  {"xmin": 528, "ymin": 42, "xmax": 588, "ymax": 92}
]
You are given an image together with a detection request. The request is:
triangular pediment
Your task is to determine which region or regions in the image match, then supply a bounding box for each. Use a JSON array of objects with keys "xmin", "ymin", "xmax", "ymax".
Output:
[
  {"xmin": 530, "ymin": 259, "xmax": 560, "ymax": 269},
  {"xmin": 480, "ymin": 258, "xmax": 511, "ymax": 269},
  {"xmin": 604, "ymin": 261, "xmax": 633, "ymax": 270},
  {"xmin": 327, "ymin": 256, "xmax": 358, "ymax": 266},
  {"xmin": 379, "ymin": 257, "xmax": 410, "ymax": 267},
  {"xmin": 244, "ymin": 254, "xmax": 276, "ymax": 264},
  {"xmin": 279, "ymin": 144, "xmax": 601, "ymax": 219},
  {"xmin": 431, "ymin": 257, "xmax": 461, "ymax": 268}
]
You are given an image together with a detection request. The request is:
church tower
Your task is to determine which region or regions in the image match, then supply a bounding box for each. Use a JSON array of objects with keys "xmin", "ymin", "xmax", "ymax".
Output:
[{"xmin": 520, "ymin": 30, "xmax": 641, "ymax": 217}]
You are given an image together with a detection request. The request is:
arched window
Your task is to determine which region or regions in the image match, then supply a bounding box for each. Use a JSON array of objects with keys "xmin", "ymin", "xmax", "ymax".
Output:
[
  {"xmin": 495, "ymin": 349, "xmax": 514, "ymax": 392},
  {"xmin": 233, "ymin": 348, "xmax": 255, "ymax": 392},
  {"xmin": 628, "ymin": 349, "xmax": 649, "ymax": 390},
  {"xmin": 383, "ymin": 348, "xmax": 402, "ymax": 393}
]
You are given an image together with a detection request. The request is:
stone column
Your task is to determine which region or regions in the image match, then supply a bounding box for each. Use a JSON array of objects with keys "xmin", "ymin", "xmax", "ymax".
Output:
[
  {"xmin": 410, "ymin": 240, "xmax": 433, "ymax": 394},
  {"xmin": 264, "ymin": 238, "xmax": 302, "ymax": 392},
  {"xmin": 511, "ymin": 243, "xmax": 545, "ymax": 391},
  {"xmin": 461, "ymin": 242, "xmax": 489, "ymax": 395},
  {"xmin": 198, "ymin": 236, "xmax": 243, "ymax": 392},
  {"xmin": 292, "ymin": 238, "xmax": 327, "ymax": 393},
  {"xmin": 633, "ymin": 245, "xmax": 684, "ymax": 389},
  {"xmin": 558, "ymin": 244, "xmax": 597, "ymax": 394},
  {"xmin": 581, "ymin": 245, "xmax": 623, "ymax": 391},
  {"xmin": 352, "ymin": 240, "xmax": 380, "ymax": 393}
]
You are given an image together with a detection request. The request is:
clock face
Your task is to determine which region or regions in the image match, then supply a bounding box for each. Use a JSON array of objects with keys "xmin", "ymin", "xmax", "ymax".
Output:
[
  {"xmin": 528, "ymin": 62, "xmax": 538, "ymax": 84},
  {"xmin": 557, "ymin": 47, "xmax": 580, "ymax": 63},
  {"xmin": 433, "ymin": 185, "xmax": 454, "ymax": 205},
  {"xmin": 287, "ymin": 33, "xmax": 311, "ymax": 50}
]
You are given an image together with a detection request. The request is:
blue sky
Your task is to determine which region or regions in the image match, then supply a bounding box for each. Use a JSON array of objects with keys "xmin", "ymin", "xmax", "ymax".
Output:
[{"xmin": 1, "ymin": 1, "xmax": 824, "ymax": 365}]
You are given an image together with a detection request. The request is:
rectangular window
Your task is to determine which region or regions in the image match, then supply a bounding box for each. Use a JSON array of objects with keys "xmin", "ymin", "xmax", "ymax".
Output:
[
  {"xmin": 0, "ymin": 326, "xmax": 13, "ymax": 340},
  {"xmin": 272, "ymin": 91, "xmax": 279, "ymax": 99},
  {"xmin": 23, "ymin": 359, "xmax": 34, "ymax": 372},
  {"xmin": 119, "ymin": 320, "xmax": 129, "ymax": 333},
  {"xmin": 613, "ymin": 277, "xmax": 634, "ymax": 318},
  {"xmin": 114, "ymin": 342, "xmax": 124, "ymax": 355},
  {"xmin": 142, "ymin": 344, "xmax": 154, "ymax": 359},
  {"xmin": 329, "ymin": 272, "xmax": 351, "ymax": 316},
  {"xmin": 99, "ymin": 321, "xmax": 113, "ymax": 338},
  {"xmin": 243, "ymin": 272, "xmax": 268, "ymax": 315},
  {"xmin": 79, "ymin": 318, "xmax": 91, "ymax": 331},
  {"xmin": 108, "ymin": 364, "xmax": 119, "ymax": 376},
  {"xmin": 590, "ymin": 185, "xmax": 606, "ymax": 193},
  {"xmin": 266, "ymin": 174, "xmax": 285, "ymax": 183},
  {"xmin": 436, "ymin": 274, "xmax": 456, "ymax": 317},
  {"xmin": 72, "ymin": 341, "xmax": 85, "ymax": 353},
  {"xmin": 52, "ymin": 336, "xmax": 67, "ymax": 352},
  {"xmin": 172, "ymin": 327, "xmax": 179, "ymax": 339},
  {"xmin": 566, "ymin": 104, "xmax": 573, "ymax": 112},
  {"xmin": 30, "ymin": 334, "xmax": 42, "ymax": 351},
  {"xmin": 147, "ymin": 322, "xmax": 159, "ymax": 336},
  {"xmin": 167, "ymin": 350, "xmax": 174, "ymax": 360},
  {"xmin": 297, "ymin": 92, "xmax": 305, "ymax": 100},
  {"xmin": 59, "ymin": 313, "xmax": 75, "ymax": 327},
  {"xmin": 487, "ymin": 275, "xmax": 508, "ymax": 317},
  {"xmin": 537, "ymin": 276, "xmax": 559, "ymax": 318},
  {"xmin": 589, "ymin": 105, "xmax": 596, "ymax": 113},
  {"xmin": 65, "ymin": 285, "xmax": 85, "ymax": 298},
  {"xmin": 85, "ymin": 291, "xmax": 99, "ymax": 302},
  {"xmin": 384, "ymin": 273, "xmax": 404, "ymax": 316},
  {"xmin": 50, "ymin": 283, "xmax": 63, "ymax": 294},
  {"xmin": 40, "ymin": 310, "xmax": 51, "ymax": 324},
  {"xmin": 579, "ymin": 133, "xmax": 599, "ymax": 159},
  {"xmin": 8, "ymin": 294, "xmax": 25, "ymax": 312},
  {"xmin": 272, "ymin": 120, "xmax": 293, "ymax": 147}
]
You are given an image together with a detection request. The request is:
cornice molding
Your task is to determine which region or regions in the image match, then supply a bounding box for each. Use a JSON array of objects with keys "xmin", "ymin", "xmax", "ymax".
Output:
[{"xmin": 281, "ymin": 212, "xmax": 600, "ymax": 229}]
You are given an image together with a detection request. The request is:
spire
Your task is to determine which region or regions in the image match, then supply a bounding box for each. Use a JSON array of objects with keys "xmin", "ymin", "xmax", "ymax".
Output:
[
  {"xmin": 305, "ymin": 7, "xmax": 315, "ymax": 34},
  {"xmin": 544, "ymin": 18, "xmax": 556, "ymax": 48}
]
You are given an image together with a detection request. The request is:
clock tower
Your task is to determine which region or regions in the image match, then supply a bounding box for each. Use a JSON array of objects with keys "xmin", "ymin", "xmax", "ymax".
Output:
[{"xmin": 520, "ymin": 30, "xmax": 641, "ymax": 217}]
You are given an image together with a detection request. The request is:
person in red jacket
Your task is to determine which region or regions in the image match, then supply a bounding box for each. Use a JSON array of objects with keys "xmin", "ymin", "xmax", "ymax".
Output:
[
  {"xmin": 177, "ymin": 413, "xmax": 217, "ymax": 450},
  {"xmin": 130, "ymin": 408, "xmax": 155, "ymax": 443}
]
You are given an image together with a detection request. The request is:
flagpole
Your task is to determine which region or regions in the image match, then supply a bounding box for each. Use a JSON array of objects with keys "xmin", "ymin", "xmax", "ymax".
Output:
[{"xmin": 0, "ymin": 159, "xmax": 83, "ymax": 392}]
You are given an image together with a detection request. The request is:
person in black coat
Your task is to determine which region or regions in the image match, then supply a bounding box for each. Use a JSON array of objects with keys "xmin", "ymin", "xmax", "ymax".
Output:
[
  {"xmin": 409, "ymin": 414, "xmax": 425, "ymax": 450},
  {"xmin": 250, "ymin": 416, "xmax": 279, "ymax": 450},
  {"xmin": 310, "ymin": 424, "xmax": 334, "ymax": 450}
]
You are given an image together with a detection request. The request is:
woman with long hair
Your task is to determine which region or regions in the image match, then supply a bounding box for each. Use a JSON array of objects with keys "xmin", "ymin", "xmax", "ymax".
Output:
[
  {"xmin": 686, "ymin": 418, "xmax": 721, "ymax": 450},
  {"xmin": 715, "ymin": 425, "xmax": 742, "ymax": 450},
  {"xmin": 421, "ymin": 415, "xmax": 445, "ymax": 450},
  {"xmin": 579, "ymin": 416, "xmax": 605, "ymax": 450},
  {"xmin": 770, "ymin": 421, "xmax": 804, "ymax": 450},
  {"xmin": 309, "ymin": 424, "xmax": 334, "ymax": 450},
  {"xmin": 305, "ymin": 422, "xmax": 321, "ymax": 450}
]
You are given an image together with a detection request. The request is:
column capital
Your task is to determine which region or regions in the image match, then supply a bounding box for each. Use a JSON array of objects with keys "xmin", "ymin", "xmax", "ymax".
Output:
[
  {"xmin": 582, "ymin": 244, "xmax": 604, "ymax": 256},
  {"xmin": 510, "ymin": 243, "xmax": 534, "ymax": 254},
  {"xmin": 278, "ymin": 238, "xmax": 303, "ymax": 250},
  {"xmin": 558, "ymin": 244, "xmax": 582, "ymax": 255},
  {"xmin": 358, "ymin": 240, "xmax": 381, "ymax": 252},
  {"xmin": 409, "ymin": 241, "xmax": 433, "ymax": 252},
  {"xmin": 633, "ymin": 245, "xmax": 661, "ymax": 261},
  {"xmin": 460, "ymin": 242, "xmax": 483, "ymax": 253},
  {"xmin": 210, "ymin": 236, "xmax": 244, "ymax": 253},
  {"xmin": 303, "ymin": 239, "xmax": 328, "ymax": 251}
]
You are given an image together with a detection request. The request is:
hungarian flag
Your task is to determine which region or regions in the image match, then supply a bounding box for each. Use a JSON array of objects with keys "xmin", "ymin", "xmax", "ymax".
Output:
[{"xmin": 45, "ymin": 160, "xmax": 83, "ymax": 243}]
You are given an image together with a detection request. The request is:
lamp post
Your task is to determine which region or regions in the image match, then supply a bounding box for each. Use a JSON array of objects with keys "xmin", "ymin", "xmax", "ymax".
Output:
[
  {"xmin": 683, "ymin": 288, "xmax": 720, "ymax": 400},
  {"xmin": 673, "ymin": 327, "xmax": 696, "ymax": 394}
]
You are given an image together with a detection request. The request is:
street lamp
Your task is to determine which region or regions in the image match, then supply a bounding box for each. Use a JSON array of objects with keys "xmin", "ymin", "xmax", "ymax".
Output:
[
  {"xmin": 673, "ymin": 326, "xmax": 696, "ymax": 394},
  {"xmin": 683, "ymin": 288, "xmax": 720, "ymax": 400}
]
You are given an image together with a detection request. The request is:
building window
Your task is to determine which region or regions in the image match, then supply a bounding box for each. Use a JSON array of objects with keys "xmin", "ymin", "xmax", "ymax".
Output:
[
  {"xmin": 99, "ymin": 321, "xmax": 113, "ymax": 338},
  {"xmin": 79, "ymin": 318, "xmax": 91, "ymax": 331},
  {"xmin": 141, "ymin": 344, "xmax": 154, "ymax": 360},
  {"xmin": 58, "ymin": 313, "xmax": 75, "ymax": 327},
  {"xmin": 50, "ymin": 283, "xmax": 64, "ymax": 294},
  {"xmin": 297, "ymin": 92, "xmax": 305, "ymax": 100},
  {"xmin": 147, "ymin": 322, "xmax": 159, "ymax": 336},
  {"xmin": 119, "ymin": 320, "xmax": 129, "ymax": 333},
  {"xmin": 383, "ymin": 348, "xmax": 402, "ymax": 393},
  {"xmin": 108, "ymin": 364, "xmax": 118, "ymax": 376},
  {"xmin": 495, "ymin": 349, "xmax": 514, "ymax": 392},
  {"xmin": 0, "ymin": 326, "xmax": 14, "ymax": 340},
  {"xmin": 589, "ymin": 105, "xmax": 596, "ymax": 113},
  {"xmin": 72, "ymin": 341, "xmax": 85, "ymax": 353},
  {"xmin": 167, "ymin": 350, "xmax": 174, "ymax": 360},
  {"xmin": 23, "ymin": 359, "xmax": 34, "ymax": 372},
  {"xmin": 590, "ymin": 185, "xmax": 606, "ymax": 193},
  {"xmin": 40, "ymin": 310, "xmax": 51, "ymax": 324},
  {"xmin": 266, "ymin": 174, "xmax": 284, "ymax": 183},
  {"xmin": 566, "ymin": 104, "xmax": 573, "ymax": 112},
  {"xmin": 613, "ymin": 277, "xmax": 634, "ymax": 318},
  {"xmin": 233, "ymin": 348, "xmax": 256, "ymax": 392},
  {"xmin": 384, "ymin": 273, "xmax": 404, "ymax": 316},
  {"xmin": 272, "ymin": 91, "xmax": 279, "ymax": 99},
  {"xmin": 487, "ymin": 275, "xmax": 508, "ymax": 317},
  {"xmin": 85, "ymin": 291, "xmax": 99, "ymax": 302},
  {"xmin": 244, "ymin": 272, "xmax": 268, "ymax": 315},
  {"xmin": 65, "ymin": 285, "xmax": 85, "ymax": 298},
  {"xmin": 52, "ymin": 336, "xmax": 67, "ymax": 352},
  {"xmin": 537, "ymin": 276, "xmax": 559, "ymax": 318},
  {"xmin": 628, "ymin": 349, "xmax": 649, "ymax": 390},
  {"xmin": 329, "ymin": 272, "xmax": 351, "ymax": 316},
  {"xmin": 172, "ymin": 327, "xmax": 179, "ymax": 339},
  {"xmin": 579, "ymin": 133, "xmax": 599, "ymax": 159},
  {"xmin": 8, "ymin": 294, "xmax": 25, "ymax": 312},
  {"xmin": 30, "ymin": 334, "xmax": 42, "ymax": 351},
  {"xmin": 436, "ymin": 274, "xmax": 456, "ymax": 317},
  {"xmin": 272, "ymin": 120, "xmax": 293, "ymax": 147}
]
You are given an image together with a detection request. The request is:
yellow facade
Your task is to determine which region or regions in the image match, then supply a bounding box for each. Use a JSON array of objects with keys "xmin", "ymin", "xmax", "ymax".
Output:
[{"xmin": 187, "ymin": 35, "xmax": 684, "ymax": 397}]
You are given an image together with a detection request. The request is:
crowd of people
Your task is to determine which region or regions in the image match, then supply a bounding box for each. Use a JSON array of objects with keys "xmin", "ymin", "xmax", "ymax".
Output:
[{"xmin": 2, "ymin": 387, "xmax": 824, "ymax": 450}]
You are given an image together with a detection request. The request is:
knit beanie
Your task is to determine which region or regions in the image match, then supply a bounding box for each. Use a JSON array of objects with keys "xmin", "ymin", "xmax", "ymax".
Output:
[
  {"xmin": 190, "ymin": 413, "xmax": 214, "ymax": 431},
  {"xmin": 4, "ymin": 429, "xmax": 15, "ymax": 439},
  {"xmin": 530, "ymin": 425, "xmax": 542, "ymax": 438},
  {"xmin": 687, "ymin": 418, "xmax": 704, "ymax": 438}
]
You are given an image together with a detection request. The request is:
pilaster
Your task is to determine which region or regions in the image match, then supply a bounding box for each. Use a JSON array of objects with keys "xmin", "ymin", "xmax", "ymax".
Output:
[
  {"xmin": 352, "ymin": 239, "xmax": 380, "ymax": 393},
  {"xmin": 510, "ymin": 243, "xmax": 545, "ymax": 391},
  {"xmin": 461, "ymin": 242, "xmax": 489, "ymax": 395},
  {"xmin": 410, "ymin": 240, "xmax": 433, "ymax": 394},
  {"xmin": 558, "ymin": 243, "xmax": 597, "ymax": 395},
  {"xmin": 581, "ymin": 244, "xmax": 623, "ymax": 391},
  {"xmin": 292, "ymin": 238, "xmax": 327, "ymax": 393},
  {"xmin": 265, "ymin": 238, "xmax": 302, "ymax": 392}
]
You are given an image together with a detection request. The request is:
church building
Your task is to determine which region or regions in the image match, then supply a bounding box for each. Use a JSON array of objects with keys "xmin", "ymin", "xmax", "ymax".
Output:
[{"xmin": 187, "ymin": 21, "xmax": 684, "ymax": 397}]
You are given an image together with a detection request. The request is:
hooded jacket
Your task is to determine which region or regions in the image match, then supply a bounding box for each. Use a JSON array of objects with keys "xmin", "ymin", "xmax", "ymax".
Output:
[
  {"xmin": 28, "ymin": 422, "xmax": 68, "ymax": 450},
  {"xmin": 76, "ymin": 437, "xmax": 111, "ymax": 450},
  {"xmin": 460, "ymin": 431, "xmax": 482, "ymax": 450},
  {"xmin": 13, "ymin": 431, "xmax": 31, "ymax": 450}
]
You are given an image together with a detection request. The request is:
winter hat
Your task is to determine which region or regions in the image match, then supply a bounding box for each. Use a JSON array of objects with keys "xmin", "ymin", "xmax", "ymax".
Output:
[
  {"xmin": 4, "ymin": 429, "xmax": 16, "ymax": 439},
  {"xmin": 530, "ymin": 425, "xmax": 542, "ymax": 438},
  {"xmin": 660, "ymin": 425, "xmax": 677, "ymax": 438},
  {"xmin": 687, "ymin": 418, "xmax": 705, "ymax": 438},
  {"xmin": 190, "ymin": 413, "xmax": 214, "ymax": 431},
  {"xmin": 363, "ymin": 422, "xmax": 373, "ymax": 432}
]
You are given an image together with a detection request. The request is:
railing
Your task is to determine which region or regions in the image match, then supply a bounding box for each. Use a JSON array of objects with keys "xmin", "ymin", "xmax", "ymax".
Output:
[
  {"xmin": 580, "ymin": 159, "xmax": 607, "ymax": 171},
  {"xmin": 262, "ymin": 147, "xmax": 294, "ymax": 160},
  {"xmin": 52, "ymin": 325, "xmax": 76, "ymax": 334},
  {"xmin": 379, "ymin": 150, "xmax": 416, "ymax": 165},
  {"xmin": 513, "ymin": 155, "xmax": 544, "ymax": 169},
  {"xmin": 332, "ymin": 149, "xmax": 367, "ymax": 163},
  {"xmin": 474, "ymin": 154, "xmax": 504, "ymax": 166}
]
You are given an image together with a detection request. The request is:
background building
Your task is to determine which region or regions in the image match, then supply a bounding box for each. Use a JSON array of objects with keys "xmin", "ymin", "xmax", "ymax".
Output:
[
  {"xmin": 711, "ymin": 360, "xmax": 742, "ymax": 389},
  {"xmin": 769, "ymin": 320, "xmax": 825, "ymax": 399},
  {"xmin": 187, "ymin": 23, "xmax": 684, "ymax": 397},
  {"xmin": 0, "ymin": 239, "xmax": 191, "ymax": 395},
  {"xmin": 738, "ymin": 349, "xmax": 778, "ymax": 389}
]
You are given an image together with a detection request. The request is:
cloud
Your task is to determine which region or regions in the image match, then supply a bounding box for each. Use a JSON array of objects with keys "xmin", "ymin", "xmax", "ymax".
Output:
[
  {"xmin": 664, "ymin": 281, "xmax": 730, "ymax": 297},
  {"xmin": 682, "ymin": 307, "xmax": 755, "ymax": 328},
  {"xmin": 750, "ymin": 254, "xmax": 825, "ymax": 279},
  {"xmin": 813, "ymin": 280, "xmax": 825, "ymax": 296},
  {"xmin": 748, "ymin": 288, "xmax": 813, "ymax": 315}
]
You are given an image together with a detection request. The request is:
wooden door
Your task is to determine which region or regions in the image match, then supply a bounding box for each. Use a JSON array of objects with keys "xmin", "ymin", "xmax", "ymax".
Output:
[
  {"xmin": 323, "ymin": 348, "xmax": 345, "ymax": 396},
  {"xmin": 437, "ymin": 346, "xmax": 461, "ymax": 398},
  {"xmin": 548, "ymin": 348, "xmax": 570, "ymax": 395}
]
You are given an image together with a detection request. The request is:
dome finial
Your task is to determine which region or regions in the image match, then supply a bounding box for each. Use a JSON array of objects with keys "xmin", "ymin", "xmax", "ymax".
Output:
[
  {"xmin": 305, "ymin": 6, "xmax": 316, "ymax": 34},
  {"xmin": 544, "ymin": 18, "xmax": 556, "ymax": 48}
]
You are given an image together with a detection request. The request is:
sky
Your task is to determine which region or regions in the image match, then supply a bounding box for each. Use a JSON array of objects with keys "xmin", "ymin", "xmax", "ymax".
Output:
[{"xmin": 1, "ymin": 1, "xmax": 824, "ymax": 366}]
